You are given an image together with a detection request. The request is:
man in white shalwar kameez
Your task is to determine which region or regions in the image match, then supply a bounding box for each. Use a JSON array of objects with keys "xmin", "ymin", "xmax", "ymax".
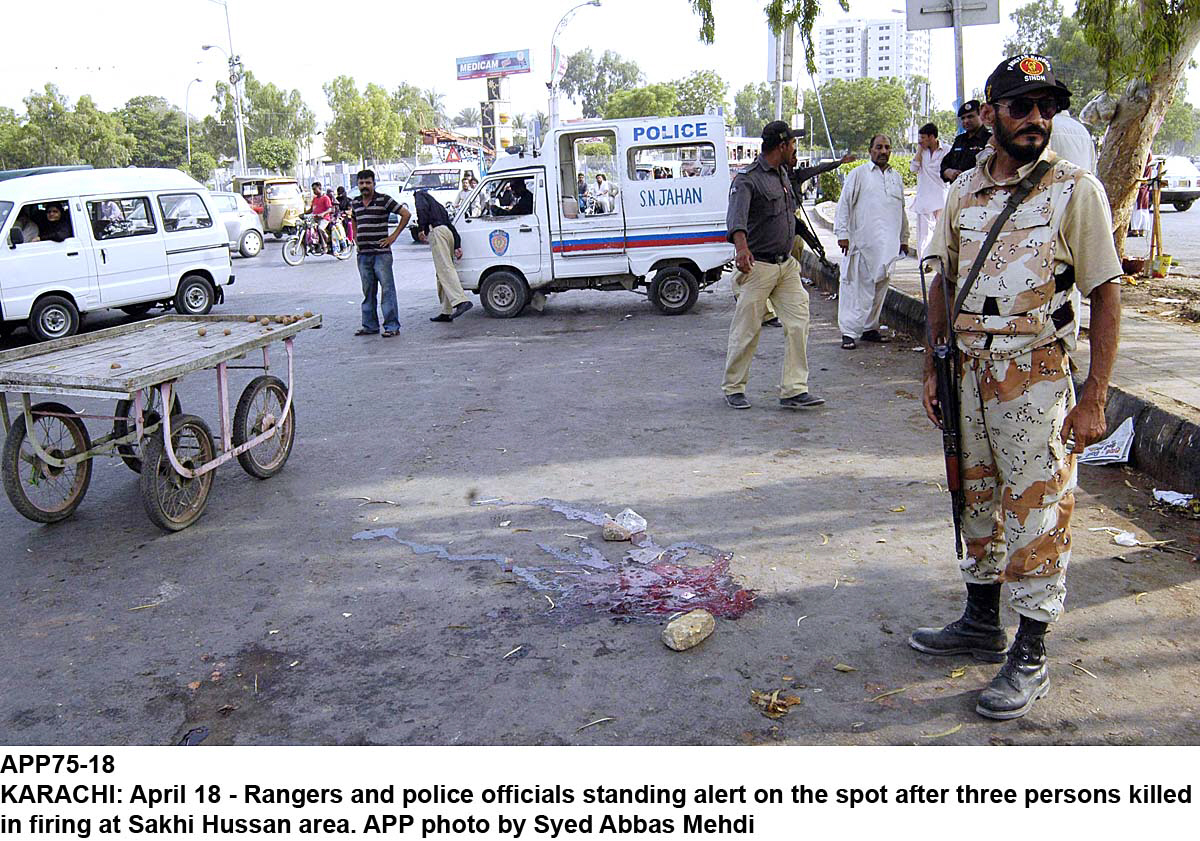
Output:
[
  {"xmin": 909, "ymin": 122, "xmax": 949, "ymax": 260},
  {"xmin": 834, "ymin": 134, "xmax": 910, "ymax": 349}
]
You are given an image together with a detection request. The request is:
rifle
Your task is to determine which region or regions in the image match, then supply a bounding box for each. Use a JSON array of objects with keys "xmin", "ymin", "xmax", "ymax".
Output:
[{"xmin": 919, "ymin": 257, "xmax": 965, "ymax": 559}]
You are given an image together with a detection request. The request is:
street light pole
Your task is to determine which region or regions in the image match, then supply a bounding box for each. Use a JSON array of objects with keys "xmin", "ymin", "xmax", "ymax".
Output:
[
  {"xmin": 548, "ymin": 0, "xmax": 601, "ymax": 129},
  {"xmin": 204, "ymin": 0, "xmax": 248, "ymax": 174},
  {"xmin": 185, "ymin": 77, "xmax": 204, "ymax": 167}
]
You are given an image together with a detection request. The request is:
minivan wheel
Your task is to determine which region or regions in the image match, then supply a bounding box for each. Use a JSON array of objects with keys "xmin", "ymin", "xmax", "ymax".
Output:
[
  {"xmin": 29, "ymin": 295, "xmax": 80, "ymax": 341},
  {"xmin": 480, "ymin": 271, "xmax": 530, "ymax": 318},
  {"xmin": 239, "ymin": 229, "xmax": 264, "ymax": 257},
  {"xmin": 175, "ymin": 275, "xmax": 215, "ymax": 316},
  {"xmin": 1174, "ymin": 200, "xmax": 1194, "ymax": 212}
]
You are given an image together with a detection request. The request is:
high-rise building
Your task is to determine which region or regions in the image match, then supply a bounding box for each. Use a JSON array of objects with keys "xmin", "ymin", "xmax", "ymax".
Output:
[{"xmin": 815, "ymin": 17, "xmax": 930, "ymax": 83}]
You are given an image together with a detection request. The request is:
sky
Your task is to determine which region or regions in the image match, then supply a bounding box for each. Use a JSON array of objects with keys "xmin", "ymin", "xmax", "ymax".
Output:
[{"xmin": 1, "ymin": 0, "xmax": 1195, "ymax": 135}]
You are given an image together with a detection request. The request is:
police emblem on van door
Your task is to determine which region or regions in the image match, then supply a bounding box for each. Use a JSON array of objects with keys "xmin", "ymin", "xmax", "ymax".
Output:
[{"xmin": 489, "ymin": 229, "xmax": 510, "ymax": 256}]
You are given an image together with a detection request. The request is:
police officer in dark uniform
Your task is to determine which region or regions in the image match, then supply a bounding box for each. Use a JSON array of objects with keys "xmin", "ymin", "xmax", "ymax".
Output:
[
  {"xmin": 941, "ymin": 100, "xmax": 992, "ymax": 182},
  {"xmin": 721, "ymin": 121, "xmax": 824, "ymax": 411}
]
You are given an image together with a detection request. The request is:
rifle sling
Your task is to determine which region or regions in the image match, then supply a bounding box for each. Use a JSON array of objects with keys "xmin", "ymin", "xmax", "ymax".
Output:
[{"xmin": 950, "ymin": 159, "xmax": 1053, "ymax": 322}]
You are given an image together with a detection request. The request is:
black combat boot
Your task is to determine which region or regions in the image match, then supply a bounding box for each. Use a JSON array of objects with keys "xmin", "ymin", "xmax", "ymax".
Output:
[
  {"xmin": 908, "ymin": 583, "xmax": 1008, "ymax": 662},
  {"xmin": 975, "ymin": 615, "xmax": 1050, "ymax": 720}
]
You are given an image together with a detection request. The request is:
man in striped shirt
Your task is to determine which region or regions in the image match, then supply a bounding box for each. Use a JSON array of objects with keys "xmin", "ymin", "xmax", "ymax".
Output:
[{"xmin": 351, "ymin": 169, "xmax": 411, "ymax": 337}]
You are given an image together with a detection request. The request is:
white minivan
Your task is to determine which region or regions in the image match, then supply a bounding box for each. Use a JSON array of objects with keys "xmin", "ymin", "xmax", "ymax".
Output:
[
  {"xmin": 453, "ymin": 115, "xmax": 733, "ymax": 317},
  {"xmin": 0, "ymin": 168, "xmax": 233, "ymax": 341}
]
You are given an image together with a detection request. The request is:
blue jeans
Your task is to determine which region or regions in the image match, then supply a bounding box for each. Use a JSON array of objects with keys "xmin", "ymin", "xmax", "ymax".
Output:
[{"xmin": 357, "ymin": 251, "xmax": 399, "ymax": 332}]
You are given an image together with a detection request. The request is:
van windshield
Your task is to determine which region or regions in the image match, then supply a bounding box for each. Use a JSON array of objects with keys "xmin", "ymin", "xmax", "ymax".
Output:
[{"xmin": 405, "ymin": 170, "xmax": 462, "ymax": 191}]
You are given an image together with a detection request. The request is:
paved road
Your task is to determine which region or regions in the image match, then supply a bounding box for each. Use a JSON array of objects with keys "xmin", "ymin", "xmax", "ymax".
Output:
[
  {"xmin": 1123, "ymin": 203, "xmax": 1200, "ymax": 274},
  {"xmin": 1, "ymin": 241, "xmax": 1197, "ymax": 745}
]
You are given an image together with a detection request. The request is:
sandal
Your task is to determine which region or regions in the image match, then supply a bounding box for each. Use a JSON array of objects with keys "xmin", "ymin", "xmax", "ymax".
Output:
[{"xmin": 841, "ymin": 335, "xmax": 857, "ymax": 350}]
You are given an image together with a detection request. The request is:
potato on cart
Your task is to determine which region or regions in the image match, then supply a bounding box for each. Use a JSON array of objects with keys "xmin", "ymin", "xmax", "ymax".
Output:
[{"xmin": 0, "ymin": 313, "xmax": 320, "ymax": 531}]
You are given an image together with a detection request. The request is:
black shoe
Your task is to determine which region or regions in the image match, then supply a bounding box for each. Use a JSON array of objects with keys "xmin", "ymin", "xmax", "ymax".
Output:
[
  {"xmin": 762, "ymin": 317, "xmax": 782, "ymax": 328},
  {"xmin": 354, "ymin": 327, "xmax": 379, "ymax": 336},
  {"xmin": 725, "ymin": 393, "xmax": 751, "ymax": 410},
  {"xmin": 860, "ymin": 329, "xmax": 891, "ymax": 343},
  {"xmin": 429, "ymin": 313, "xmax": 453, "ymax": 322},
  {"xmin": 909, "ymin": 583, "xmax": 1008, "ymax": 662},
  {"xmin": 841, "ymin": 335, "xmax": 857, "ymax": 349},
  {"xmin": 976, "ymin": 616, "xmax": 1050, "ymax": 720},
  {"xmin": 450, "ymin": 300, "xmax": 474, "ymax": 320},
  {"xmin": 779, "ymin": 392, "xmax": 825, "ymax": 410}
]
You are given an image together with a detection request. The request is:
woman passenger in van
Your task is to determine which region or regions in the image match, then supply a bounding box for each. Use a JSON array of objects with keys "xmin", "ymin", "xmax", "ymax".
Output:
[
  {"xmin": 14, "ymin": 208, "xmax": 40, "ymax": 244},
  {"xmin": 38, "ymin": 202, "xmax": 72, "ymax": 242}
]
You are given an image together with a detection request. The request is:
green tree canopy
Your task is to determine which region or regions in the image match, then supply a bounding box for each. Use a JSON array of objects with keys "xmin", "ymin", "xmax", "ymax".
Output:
[
  {"xmin": 188, "ymin": 150, "xmax": 217, "ymax": 183},
  {"xmin": 1003, "ymin": 1, "xmax": 1106, "ymax": 110},
  {"xmin": 733, "ymin": 82, "xmax": 796, "ymax": 136},
  {"xmin": 392, "ymin": 83, "xmax": 436, "ymax": 157},
  {"xmin": 211, "ymin": 70, "xmax": 315, "ymax": 158},
  {"xmin": 673, "ymin": 70, "xmax": 728, "ymax": 117},
  {"xmin": 802, "ymin": 77, "xmax": 908, "ymax": 153},
  {"xmin": 604, "ymin": 84, "xmax": 679, "ymax": 119},
  {"xmin": 0, "ymin": 84, "xmax": 133, "ymax": 169},
  {"xmin": 453, "ymin": 106, "xmax": 480, "ymax": 128},
  {"xmin": 118, "ymin": 96, "xmax": 188, "ymax": 168},
  {"xmin": 249, "ymin": 136, "xmax": 296, "ymax": 172},
  {"xmin": 322, "ymin": 76, "xmax": 404, "ymax": 165},
  {"xmin": 559, "ymin": 49, "xmax": 644, "ymax": 118}
]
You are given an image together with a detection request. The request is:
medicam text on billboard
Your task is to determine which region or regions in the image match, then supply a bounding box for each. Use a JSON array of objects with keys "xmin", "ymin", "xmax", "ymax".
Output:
[{"xmin": 456, "ymin": 50, "xmax": 532, "ymax": 80}]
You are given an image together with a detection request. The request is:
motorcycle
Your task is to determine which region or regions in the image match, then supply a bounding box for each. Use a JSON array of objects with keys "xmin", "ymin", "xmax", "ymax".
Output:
[{"xmin": 281, "ymin": 212, "xmax": 354, "ymax": 266}]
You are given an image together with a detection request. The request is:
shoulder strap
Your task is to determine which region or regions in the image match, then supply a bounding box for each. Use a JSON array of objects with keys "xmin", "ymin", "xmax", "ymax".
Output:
[{"xmin": 951, "ymin": 159, "xmax": 1053, "ymax": 321}]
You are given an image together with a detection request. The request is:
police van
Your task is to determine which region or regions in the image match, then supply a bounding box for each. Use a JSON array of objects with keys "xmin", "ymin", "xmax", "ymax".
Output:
[{"xmin": 452, "ymin": 115, "xmax": 733, "ymax": 317}]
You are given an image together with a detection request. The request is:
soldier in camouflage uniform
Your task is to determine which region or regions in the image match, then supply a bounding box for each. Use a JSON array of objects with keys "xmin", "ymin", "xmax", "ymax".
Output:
[{"xmin": 911, "ymin": 54, "xmax": 1123, "ymax": 719}]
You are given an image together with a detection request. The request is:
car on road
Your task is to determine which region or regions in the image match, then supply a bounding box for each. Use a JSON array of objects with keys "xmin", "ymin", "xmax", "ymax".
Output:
[
  {"xmin": 1158, "ymin": 155, "xmax": 1200, "ymax": 212},
  {"xmin": 209, "ymin": 190, "xmax": 264, "ymax": 258}
]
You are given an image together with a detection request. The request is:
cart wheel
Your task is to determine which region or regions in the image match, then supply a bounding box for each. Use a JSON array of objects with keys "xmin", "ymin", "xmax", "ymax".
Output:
[
  {"xmin": 139, "ymin": 414, "xmax": 216, "ymax": 531},
  {"xmin": 113, "ymin": 390, "xmax": 182, "ymax": 474},
  {"xmin": 2, "ymin": 401, "xmax": 92, "ymax": 524},
  {"xmin": 232, "ymin": 375, "xmax": 295, "ymax": 479}
]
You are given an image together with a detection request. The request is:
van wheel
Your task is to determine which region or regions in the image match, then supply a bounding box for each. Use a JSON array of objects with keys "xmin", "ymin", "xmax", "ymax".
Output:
[
  {"xmin": 29, "ymin": 295, "xmax": 80, "ymax": 341},
  {"xmin": 1174, "ymin": 200, "xmax": 1193, "ymax": 212},
  {"xmin": 120, "ymin": 303, "xmax": 155, "ymax": 317},
  {"xmin": 239, "ymin": 229, "xmax": 264, "ymax": 257},
  {"xmin": 480, "ymin": 271, "xmax": 530, "ymax": 318},
  {"xmin": 649, "ymin": 266, "xmax": 700, "ymax": 315},
  {"xmin": 175, "ymin": 275, "xmax": 215, "ymax": 316}
]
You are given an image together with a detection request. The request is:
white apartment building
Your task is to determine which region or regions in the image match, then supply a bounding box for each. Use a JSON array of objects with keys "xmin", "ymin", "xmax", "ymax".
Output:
[{"xmin": 816, "ymin": 17, "xmax": 931, "ymax": 83}]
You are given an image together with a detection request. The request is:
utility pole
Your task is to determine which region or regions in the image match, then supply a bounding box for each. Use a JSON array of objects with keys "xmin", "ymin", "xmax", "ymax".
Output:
[{"xmin": 952, "ymin": 0, "xmax": 965, "ymax": 110}]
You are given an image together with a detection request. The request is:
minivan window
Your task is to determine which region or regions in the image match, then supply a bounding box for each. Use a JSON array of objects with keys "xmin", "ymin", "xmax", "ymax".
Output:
[
  {"xmin": 87, "ymin": 197, "xmax": 156, "ymax": 240},
  {"xmin": 405, "ymin": 170, "xmax": 463, "ymax": 191},
  {"xmin": 158, "ymin": 193, "xmax": 214, "ymax": 232}
]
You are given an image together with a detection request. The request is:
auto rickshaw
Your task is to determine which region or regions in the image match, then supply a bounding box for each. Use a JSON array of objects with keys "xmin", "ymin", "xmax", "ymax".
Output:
[{"xmin": 232, "ymin": 176, "xmax": 305, "ymax": 239}]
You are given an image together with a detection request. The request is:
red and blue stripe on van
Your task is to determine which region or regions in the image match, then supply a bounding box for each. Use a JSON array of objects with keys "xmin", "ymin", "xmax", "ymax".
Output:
[{"xmin": 551, "ymin": 229, "xmax": 726, "ymax": 254}]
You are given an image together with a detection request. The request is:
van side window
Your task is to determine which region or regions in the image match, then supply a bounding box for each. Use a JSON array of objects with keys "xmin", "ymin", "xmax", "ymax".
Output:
[
  {"xmin": 157, "ymin": 193, "xmax": 214, "ymax": 232},
  {"xmin": 468, "ymin": 177, "xmax": 536, "ymax": 219},
  {"xmin": 13, "ymin": 200, "xmax": 74, "ymax": 244},
  {"xmin": 559, "ymin": 131, "xmax": 618, "ymax": 218},
  {"xmin": 628, "ymin": 143, "xmax": 718, "ymax": 180},
  {"xmin": 87, "ymin": 197, "xmax": 156, "ymax": 240}
]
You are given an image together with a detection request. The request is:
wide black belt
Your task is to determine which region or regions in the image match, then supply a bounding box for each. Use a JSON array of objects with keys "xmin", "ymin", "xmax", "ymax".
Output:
[{"xmin": 752, "ymin": 252, "xmax": 790, "ymax": 264}]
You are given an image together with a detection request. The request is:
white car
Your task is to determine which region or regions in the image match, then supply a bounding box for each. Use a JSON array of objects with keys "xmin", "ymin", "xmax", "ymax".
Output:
[
  {"xmin": 1158, "ymin": 156, "xmax": 1200, "ymax": 212},
  {"xmin": 209, "ymin": 190, "xmax": 264, "ymax": 257}
]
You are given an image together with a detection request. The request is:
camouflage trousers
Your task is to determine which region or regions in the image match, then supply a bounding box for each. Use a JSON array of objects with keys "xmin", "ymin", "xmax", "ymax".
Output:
[{"xmin": 958, "ymin": 341, "xmax": 1077, "ymax": 623}]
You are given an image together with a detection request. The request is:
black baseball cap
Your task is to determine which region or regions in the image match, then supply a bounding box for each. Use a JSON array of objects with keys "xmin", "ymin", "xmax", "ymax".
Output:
[
  {"xmin": 957, "ymin": 99, "xmax": 981, "ymax": 118},
  {"xmin": 985, "ymin": 54, "xmax": 1070, "ymax": 102},
  {"xmin": 761, "ymin": 120, "xmax": 799, "ymax": 150}
]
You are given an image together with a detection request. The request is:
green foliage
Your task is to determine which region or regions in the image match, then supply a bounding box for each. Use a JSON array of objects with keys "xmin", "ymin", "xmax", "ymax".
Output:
[
  {"xmin": 673, "ymin": 70, "xmax": 728, "ymax": 117},
  {"xmin": 818, "ymin": 170, "xmax": 840, "ymax": 203},
  {"xmin": 819, "ymin": 155, "xmax": 914, "ymax": 203},
  {"xmin": 323, "ymin": 76, "xmax": 404, "ymax": 165},
  {"xmin": 559, "ymin": 49, "xmax": 644, "ymax": 118},
  {"xmin": 188, "ymin": 150, "xmax": 217, "ymax": 183},
  {"xmin": 249, "ymin": 136, "xmax": 296, "ymax": 172},
  {"xmin": 1003, "ymin": 2, "xmax": 1106, "ymax": 108},
  {"xmin": 453, "ymin": 107, "xmax": 481, "ymax": 128},
  {"xmin": 1156, "ymin": 88, "xmax": 1200, "ymax": 153},
  {"xmin": 423, "ymin": 89, "xmax": 448, "ymax": 128},
  {"xmin": 801, "ymin": 77, "xmax": 908, "ymax": 153},
  {"xmin": 1076, "ymin": 0, "xmax": 1200, "ymax": 89},
  {"xmin": 604, "ymin": 84, "xmax": 679, "ymax": 119},
  {"xmin": 0, "ymin": 84, "xmax": 133, "ymax": 169},
  {"xmin": 391, "ymin": 83, "xmax": 436, "ymax": 157},
  {"xmin": 208, "ymin": 70, "xmax": 315, "ymax": 160},
  {"xmin": 579, "ymin": 141, "xmax": 615, "ymax": 157},
  {"xmin": 931, "ymin": 110, "xmax": 960, "ymax": 143},
  {"xmin": 118, "ymin": 96, "xmax": 189, "ymax": 168},
  {"xmin": 733, "ymin": 82, "xmax": 796, "ymax": 136}
]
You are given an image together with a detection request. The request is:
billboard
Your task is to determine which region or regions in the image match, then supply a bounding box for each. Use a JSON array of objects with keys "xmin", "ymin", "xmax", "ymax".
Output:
[{"xmin": 456, "ymin": 50, "xmax": 532, "ymax": 81}]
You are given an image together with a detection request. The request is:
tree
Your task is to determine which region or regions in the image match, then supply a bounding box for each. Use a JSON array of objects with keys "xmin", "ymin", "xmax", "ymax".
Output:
[
  {"xmin": 1075, "ymin": 0, "xmax": 1200, "ymax": 255},
  {"xmin": 323, "ymin": 76, "xmax": 404, "ymax": 165},
  {"xmin": 1004, "ymin": 0, "xmax": 1064, "ymax": 53},
  {"xmin": 423, "ymin": 88, "xmax": 448, "ymax": 128},
  {"xmin": 801, "ymin": 77, "xmax": 908, "ymax": 152},
  {"xmin": 392, "ymin": 83, "xmax": 436, "ymax": 157},
  {"xmin": 673, "ymin": 70, "xmax": 728, "ymax": 117},
  {"xmin": 1003, "ymin": 2, "xmax": 1105, "ymax": 111},
  {"xmin": 559, "ymin": 49, "xmax": 643, "ymax": 118},
  {"xmin": 212, "ymin": 70, "xmax": 315, "ymax": 155},
  {"xmin": 453, "ymin": 106, "xmax": 480, "ymax": 128},
  {"xmin": 188, "ymin": 150, "xmax": 217, "ymax": 183},
  {"xmin": 118, "ymin": 96, "xmax": 188, "ymax": 168},
  {"xmin": 930, "ymin": 109, "xmax": 960, "ymax": 143},
  {"xmin": 604, "ymin": 84, "xmax": 679, "ymax": 119},
  {"xmin": 1156, "ymin": 90, "xmax": 1200, "ymax": 154},
  {"xmin": 732, "ymin": 81, "xmax": 797, "ymax": 136},
  {"xmin": 249, "ymin": 136, "xmax": 296, "ymax": 172},
  {"xmin": 1, "ymin": 84, "xmax": 133, "ymax": 169}
]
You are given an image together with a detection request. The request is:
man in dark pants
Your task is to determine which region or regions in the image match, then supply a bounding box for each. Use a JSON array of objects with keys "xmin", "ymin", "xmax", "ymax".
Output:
[
  {"xmin": 351, "ymin": 169, "xmax": 410, "ymax": 337},
  {"xmin": 941, "ymin": 100, "xmax": 992, "ymax": 183}
]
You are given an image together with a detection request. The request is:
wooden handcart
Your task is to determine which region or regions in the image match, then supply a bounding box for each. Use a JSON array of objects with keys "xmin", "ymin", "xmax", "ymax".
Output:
[{"xmin": 0, "ymin": 314, "xmax": 321, "ymax": 531}]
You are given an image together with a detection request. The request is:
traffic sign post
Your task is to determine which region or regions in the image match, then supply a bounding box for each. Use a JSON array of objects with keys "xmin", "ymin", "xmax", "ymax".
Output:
[{"xmin": 906, "ymin": 0, "xmax": 999, "ymax": 113}]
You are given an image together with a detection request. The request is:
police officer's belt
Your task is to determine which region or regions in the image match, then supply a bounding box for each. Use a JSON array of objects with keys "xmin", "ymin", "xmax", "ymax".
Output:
[
  {"xmin": 753, "ymin": 252, "xmax": 790, "ymax": 264},
  {"xmin": 951, "ymin": 159, "xmax": 1053, "ymax": 321}
]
